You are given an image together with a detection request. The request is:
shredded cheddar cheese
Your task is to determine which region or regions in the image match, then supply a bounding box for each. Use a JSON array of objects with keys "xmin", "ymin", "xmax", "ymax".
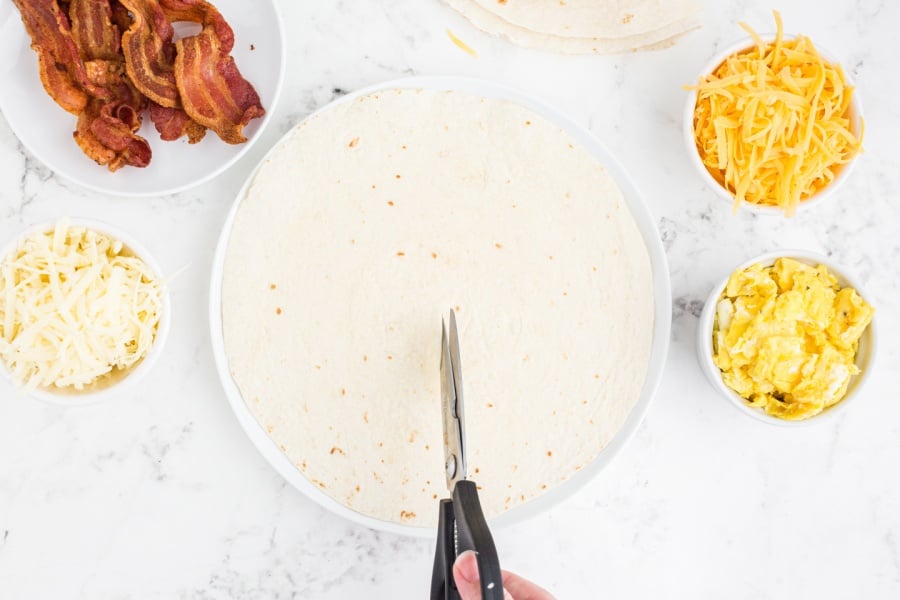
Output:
[
  {"xmin": 447, "ymin": 29, "xmax": 478, "ymax": 58},
  {"xmin": 0, "ymin": 221, "xmax": 163, "ymax": 392},
  {"xmin": 688, "ymin": 11, "xmax": 863, "ymax": 215}
]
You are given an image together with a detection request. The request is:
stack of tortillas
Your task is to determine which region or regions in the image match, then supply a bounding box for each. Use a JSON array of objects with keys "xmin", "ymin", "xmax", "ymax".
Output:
[
  {"xmin": 221, "ymin": 88, "xmax": 655, "ymax": 528},
  {"xmin": 445, "ymin": 0, "xmax": 701, "ymax": 54}
]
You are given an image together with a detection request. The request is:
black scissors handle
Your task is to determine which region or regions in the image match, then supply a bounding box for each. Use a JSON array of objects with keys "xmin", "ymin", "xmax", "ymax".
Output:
[{"xmin": 430, "ymin": 480, "xmax": 504, "ymax": 600}]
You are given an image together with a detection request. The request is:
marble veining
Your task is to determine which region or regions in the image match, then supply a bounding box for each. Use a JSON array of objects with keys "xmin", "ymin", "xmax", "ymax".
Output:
[{"xmin": 1, "ymin": 0, "xmax": 899, "ymax": 598}]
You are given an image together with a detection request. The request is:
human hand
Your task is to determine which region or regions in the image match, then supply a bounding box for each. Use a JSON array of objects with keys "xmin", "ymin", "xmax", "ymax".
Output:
[{"xmin": 453, "ymin": 550, "xmax": 556, "ymax": 600}]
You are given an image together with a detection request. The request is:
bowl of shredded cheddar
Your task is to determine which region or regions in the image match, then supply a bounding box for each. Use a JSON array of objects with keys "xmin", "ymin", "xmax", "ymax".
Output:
[
  {"xmin": 697, "ymin": 251, "xmax": 875, "ymax": 425},
  {"xmin": 684, "ymin": 12, "xmax": 864, "ymax": 216},
  {"xmin": 0, "ymin": 219, "xmax": 170, "ymax": 405}
]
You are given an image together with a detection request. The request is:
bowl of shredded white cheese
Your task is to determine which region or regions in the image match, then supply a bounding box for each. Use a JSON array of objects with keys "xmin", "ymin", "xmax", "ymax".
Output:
[{"xmin": 0, "ymin": 219, "xmax": 170, "ymax": 405}]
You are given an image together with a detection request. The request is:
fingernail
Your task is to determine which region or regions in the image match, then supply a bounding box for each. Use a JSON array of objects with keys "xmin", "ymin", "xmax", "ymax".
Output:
[{"xmin": 454, "ymin": 550, "xmax": 479, "ymax": 584}]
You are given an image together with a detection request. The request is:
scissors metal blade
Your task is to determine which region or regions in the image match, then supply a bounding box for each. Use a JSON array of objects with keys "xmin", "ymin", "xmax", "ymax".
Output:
[{"xmin": 441, "ymin": 309, "xmax": 467, "ymax": 490}]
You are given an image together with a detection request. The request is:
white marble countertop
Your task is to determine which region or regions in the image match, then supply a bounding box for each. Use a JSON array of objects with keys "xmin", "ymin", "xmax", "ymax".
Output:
[{"xmin": 1, "ymin": 1, "xmax": 899, "ymax": 598}]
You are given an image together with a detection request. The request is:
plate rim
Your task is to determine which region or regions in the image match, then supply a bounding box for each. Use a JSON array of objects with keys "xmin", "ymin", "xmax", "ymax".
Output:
[
  {"xmin": 0, "ymin": 0, "xmax": 287, "ymax": 198},
  {"xmin": 208, "ymin": 75, "xmax": 672, "ymax": 538}
]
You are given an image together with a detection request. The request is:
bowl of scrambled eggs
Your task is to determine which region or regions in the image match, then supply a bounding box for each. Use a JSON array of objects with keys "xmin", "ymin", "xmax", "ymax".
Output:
[{"xmin": 697, "ymin": 250, "xmax": 876, "ymax": 425}]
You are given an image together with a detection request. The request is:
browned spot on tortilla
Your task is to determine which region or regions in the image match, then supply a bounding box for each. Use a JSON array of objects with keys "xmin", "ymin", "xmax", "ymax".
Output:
[
  {"xmin": 547, "ymin": 450, "xmax": 553, "ymax": 457},
  {"xmin": 495, "ymin": 242, "xmax": 503, "ymax": 249},
  {"xmin": 400, "ymin": 510, "xmax": 416, "ymax": 520},
  {"xmin": 387, "ymin": 355, "xmax": 393, "ymax": 360},
  {"xmin": 622, "ymin": 13, "xmax": 634, "ymax": 24},
  {"xmin": 275, "ymin": 307, "xmax": 282, "ymax": 315},
  {"xmin": 341, "ymin": 388, "xmax": 346, "ymax": 396},
  {"xmin": 363, "ymin": 411, "xmax": 369, "ymax": 423},
  {"xmin": 269, "ymin": 283, "xmax": 276, "ymax": 290},
  {"xmin": 348, "ymin": 137, "xmax": 359, "ymax": 148},
  {"xmin": 387, "ymin": 200, "xmax": 394, "ymax": 206},
  {"xmin": 396, "ymin": 251, "xmax": 405, "ymax": 256},
  {"xmin": 431, "ymin": 252, "xmax": 438, "ymax": 259},
  {"xmin": 330, "ymin": 446, "xmax": 344, "ymax": 455}
]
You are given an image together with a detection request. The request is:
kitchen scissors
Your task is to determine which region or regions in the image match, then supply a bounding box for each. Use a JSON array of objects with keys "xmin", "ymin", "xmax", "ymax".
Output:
[{"xmin": 430, "ymin": 309, "xmax": 504, "ymax": 600}]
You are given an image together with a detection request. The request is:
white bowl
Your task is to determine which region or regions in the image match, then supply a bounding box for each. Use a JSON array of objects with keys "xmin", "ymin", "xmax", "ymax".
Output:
[
  {"xmin": 696, "ymin": 250, "xmax": 877, "ymax": 426},
  {"xmin": 0, "ymin": 219, "xmax": 171, "ymax": 406},
  {"xmin": 209, "ymin": 76, "xmax": 673, "ymax": 537},
  {"xmin": 683, "ymin": 34, "xmax": 864, "ymax": 216}
]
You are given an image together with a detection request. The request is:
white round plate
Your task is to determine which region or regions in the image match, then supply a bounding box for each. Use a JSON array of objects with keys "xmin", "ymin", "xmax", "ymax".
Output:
[
  {"xmin": 209, "ymin": 77, "xmax": 672, "ymax": 537},
  {"xmin": 0, "ymin": 0, "xmax": 285, "ymax": 197}
]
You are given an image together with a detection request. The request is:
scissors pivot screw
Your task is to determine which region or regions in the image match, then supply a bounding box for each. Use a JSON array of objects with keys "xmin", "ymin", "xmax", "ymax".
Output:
[{"xmin": 445, "ymin": 455, "xmax": 457, "ymax": 480}]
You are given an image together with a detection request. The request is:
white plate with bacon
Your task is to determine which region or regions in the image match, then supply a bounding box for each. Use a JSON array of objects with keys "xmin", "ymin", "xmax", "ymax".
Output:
[{"xmin": 0, "ymin": 0, "xmax": 284, "ymax": 197}]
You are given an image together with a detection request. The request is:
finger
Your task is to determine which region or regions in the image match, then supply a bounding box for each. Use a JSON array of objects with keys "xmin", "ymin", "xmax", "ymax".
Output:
[
  {"xmin": 453, "ymin": 550, "xmax": 485, "ymax": 600},
  {"xmin": 502, "ymin": 570, "xmax": 556, "ymax": 600}
]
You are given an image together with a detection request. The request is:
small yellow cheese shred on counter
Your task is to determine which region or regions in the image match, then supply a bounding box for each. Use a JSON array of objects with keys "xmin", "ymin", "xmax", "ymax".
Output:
[
  {"xmin": 712, "ymin": 258, "xmax": 874, "ymax": 420},
  {"xmin": 688, "ymin": 11, "xmax": 863, "ymax": 215},
  {"xmin": 0, "ymin": 221, "xmax": 163, "ymax": 393},
  {"xmin": 447, "ymin": 29, "xmax": 478, "ymax": 58}
]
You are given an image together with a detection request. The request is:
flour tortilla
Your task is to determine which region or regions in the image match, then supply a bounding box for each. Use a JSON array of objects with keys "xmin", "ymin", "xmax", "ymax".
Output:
[
  {"xmin": 221, "ymin": 89, "xmax": 654, "ymax": 527},
  {"xmin": 445, "ymin": 0, "xmax": 701, "ymax": 54}
]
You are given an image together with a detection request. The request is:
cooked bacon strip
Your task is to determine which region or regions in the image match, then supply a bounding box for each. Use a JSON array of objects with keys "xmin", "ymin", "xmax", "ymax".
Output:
[
  {"xmin": 149, "ymin": 102, "xmax": 206, "ymax": 143},
  {"xmin": 65, "ymin": 1, "xmax": 152, "ymax": 172},
  {"xmin": 68, "ymin": 0, "xmax": 119, "ymax": 61},
  {"xmin": 11, "ymin": 0, "xmax": 110, "ymax": 114},
  {"xmin": 159, "ymin": 0, "xmax": 264, "ymax": 143},
  {"xmin": 73, "ymin": 58, "xmax": 151, "ymax": 171},
  {"xmin": 119, "ymin": 0, "xmax": 180, "ymax": 107},
  {"xmin": 75, "ymin": 97, "xmax": 151, "ymax": 171}
]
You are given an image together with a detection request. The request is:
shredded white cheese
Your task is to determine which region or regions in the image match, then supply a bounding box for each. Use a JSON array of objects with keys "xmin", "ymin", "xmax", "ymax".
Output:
[{"xmin": 0, "ymin": 221, "xmax": 163, "ymax": 392}]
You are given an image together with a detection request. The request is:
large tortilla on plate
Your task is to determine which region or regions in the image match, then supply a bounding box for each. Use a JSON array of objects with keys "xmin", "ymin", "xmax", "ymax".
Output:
[
  {"xmin": 221, "ymin": 89, "xmax": 654, "ymax": 527},
  {"xmin": 444, "ymin": 0, "xmax": 701, "ymax": 54}
]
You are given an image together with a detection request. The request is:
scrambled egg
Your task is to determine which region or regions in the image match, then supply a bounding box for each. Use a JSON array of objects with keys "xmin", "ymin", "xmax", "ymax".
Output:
[{"xmin": 712, "ymin": 258, "xmax": 874, "ymax": 420}]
